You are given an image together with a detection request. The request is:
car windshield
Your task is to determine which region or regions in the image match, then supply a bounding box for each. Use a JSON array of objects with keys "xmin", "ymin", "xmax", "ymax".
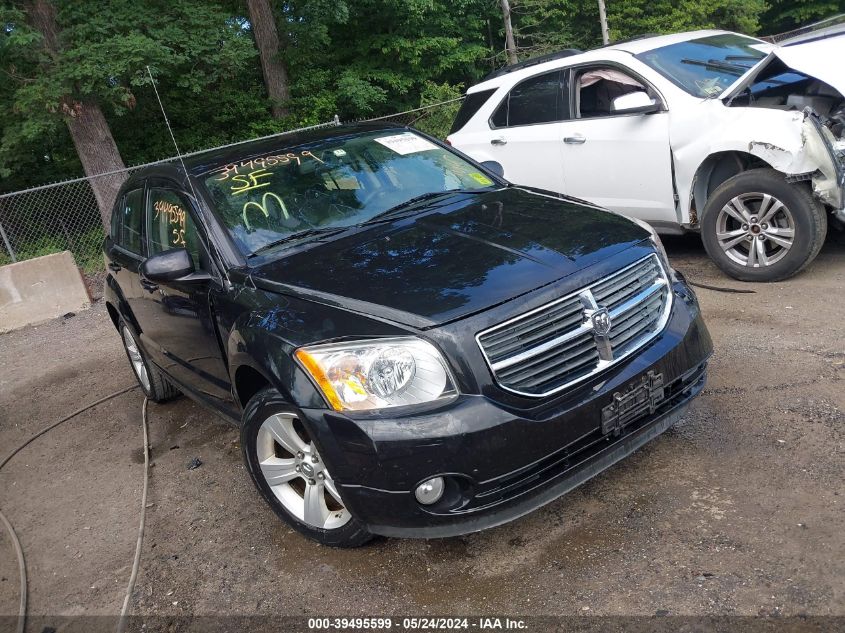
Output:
[
  {"xmin": 635, "ymin": 34, "xmax": 767, "ymax": 98},
  {"xmin": 200, "ymin": 129, "xmax": 496, "ymax": 257}
]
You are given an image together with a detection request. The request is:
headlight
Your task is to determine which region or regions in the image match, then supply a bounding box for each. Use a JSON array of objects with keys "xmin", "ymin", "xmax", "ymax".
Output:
[{"xmin": 295, "ymin": 338, "xmax": 457, "ymax": 411}]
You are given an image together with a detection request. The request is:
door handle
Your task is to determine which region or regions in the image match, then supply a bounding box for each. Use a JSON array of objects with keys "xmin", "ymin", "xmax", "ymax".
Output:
[
  {"xmin": 490, "ymin": 138, "xmax": 507, "ymax": 146},
  {"xmin": 564, "ymin": 134, "xmax": 586, "ymax": 144},
  {"xmin": 108, "ymin": 262, "xmax": 122, "ymax": 273}
]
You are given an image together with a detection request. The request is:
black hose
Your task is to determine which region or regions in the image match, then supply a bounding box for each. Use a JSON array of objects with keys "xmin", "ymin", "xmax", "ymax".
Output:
[{"xmin": 687, "ymin": 280, "xmax": 756, "ymax": 294}]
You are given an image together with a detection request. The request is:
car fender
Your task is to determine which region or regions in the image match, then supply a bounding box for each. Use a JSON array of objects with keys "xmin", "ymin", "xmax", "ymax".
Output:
[
  {"xmin": 226, "ymin": 317, "xmax": 326, "ymax": 411},
  {"xmin": 670, "ymin": 101, "xmax": 840, "ymax": 221}
]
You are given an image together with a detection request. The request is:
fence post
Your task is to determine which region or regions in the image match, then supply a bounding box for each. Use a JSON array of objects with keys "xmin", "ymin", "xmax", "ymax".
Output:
[{"xmin": 0, "ymin": 220, "xmax": 16, "ymax": 263}]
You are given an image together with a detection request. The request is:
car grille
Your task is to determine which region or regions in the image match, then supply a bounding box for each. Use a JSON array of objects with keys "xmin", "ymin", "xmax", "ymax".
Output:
[{"xmin": 477, "ymin": 254, "xmax": 672, "ymax": 397}]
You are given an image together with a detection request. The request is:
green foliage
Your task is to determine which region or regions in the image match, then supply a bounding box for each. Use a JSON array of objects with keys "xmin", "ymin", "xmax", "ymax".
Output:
[
  {"xmin": 762, "ymin": 0, "xmax": 844, "ymax": 34},
  {"xmin": 1, "ymin": 0, "xmax": 842, "ymax": 199},
  {"xmin": 414, "ymin": 81, "xmax": 463, "ymax": 139}
]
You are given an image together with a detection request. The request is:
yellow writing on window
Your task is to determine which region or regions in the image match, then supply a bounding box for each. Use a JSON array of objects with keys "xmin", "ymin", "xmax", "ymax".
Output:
[
  {"xmin": 242, "ymin": 192, "xmax": 289, "ymax": 231},
  {"xmin": 231, "ymin": 169, "xmax": 273, "ymax": 195},
  {"xmin": 154, "ymin": 199, "xmax": 187, "ymax": 247}
]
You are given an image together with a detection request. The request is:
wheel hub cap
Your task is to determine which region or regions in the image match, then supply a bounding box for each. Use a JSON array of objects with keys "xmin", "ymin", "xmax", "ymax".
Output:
[
  {"xmin": 256, "ymin": 412, "xmax": 351, "ymax": 530},
  {"xmin": 715, "ymin": 192, "xmax": 795, "ymax": 268}
]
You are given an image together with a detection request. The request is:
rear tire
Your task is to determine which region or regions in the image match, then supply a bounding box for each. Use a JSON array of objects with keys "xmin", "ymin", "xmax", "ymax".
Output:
[
  {"xmin": 241, "ymin": 387, "xmax": 372, "ymax": 548},
  {"xmin": 700, "ymin": 168, "xmax": 827, "ymax": 282},
  {"xmin": 119, "ymin": 320, "xmax": 180, "ymax": 403}
]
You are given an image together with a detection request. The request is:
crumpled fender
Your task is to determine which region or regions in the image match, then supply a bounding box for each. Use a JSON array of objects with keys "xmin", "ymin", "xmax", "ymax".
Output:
[{"xmin": 670, "ymin": 101, "xmax": 841, "ymax": 220}]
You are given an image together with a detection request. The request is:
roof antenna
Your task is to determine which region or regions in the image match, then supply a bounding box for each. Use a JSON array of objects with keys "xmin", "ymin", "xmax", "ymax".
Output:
[
  {"xmin": 146, "ymin": 65, "xmax": 200, "ymax": 202},
  {"xmin": 145, "ymin": 65, "xmax": 231, "ymax": 285}
]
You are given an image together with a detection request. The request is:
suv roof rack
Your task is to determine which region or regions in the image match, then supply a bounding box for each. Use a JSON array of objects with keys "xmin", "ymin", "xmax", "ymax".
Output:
[{"xmin": 482, "ymin": 49, "xmax": 582, "ymax": 81}]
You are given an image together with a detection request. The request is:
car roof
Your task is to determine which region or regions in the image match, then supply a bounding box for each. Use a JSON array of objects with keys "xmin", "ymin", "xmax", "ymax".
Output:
[
  {"xmin": 124, "ymin": 121, "xmax": 405, "ymax": 186},
  {"xmin": 466, "ymin": 29, "xmax": 748, "ymax": 93},
  {"xmin": 183, "ymin": 121, "xmax": 403, "ymax": 176}
]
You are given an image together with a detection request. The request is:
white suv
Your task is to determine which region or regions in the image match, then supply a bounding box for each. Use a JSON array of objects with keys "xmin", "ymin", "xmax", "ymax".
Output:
[{"xmin": 448, "ymin": 30, "xmax": 845, "ymax": 281}]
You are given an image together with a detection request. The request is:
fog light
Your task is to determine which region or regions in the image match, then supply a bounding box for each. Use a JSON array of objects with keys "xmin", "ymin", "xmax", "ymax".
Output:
[{"xmin": 414, "ymin": 476, "xmax": 445, "ymax": 505}]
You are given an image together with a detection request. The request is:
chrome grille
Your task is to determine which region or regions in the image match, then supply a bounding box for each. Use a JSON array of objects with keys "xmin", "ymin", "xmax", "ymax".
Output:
[{"xmin": 477, "ymin": 254, "xmax": 671, "ymax": 397}]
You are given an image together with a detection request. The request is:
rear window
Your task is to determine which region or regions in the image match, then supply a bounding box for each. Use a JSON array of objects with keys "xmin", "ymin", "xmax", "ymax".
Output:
[
  {"xmin": 450, "ymin": 89, "xmax": 496, "ymax": 134},
  {"xmin": 491, "ymin": 70, "xmax": 563, "ymax": 128}
]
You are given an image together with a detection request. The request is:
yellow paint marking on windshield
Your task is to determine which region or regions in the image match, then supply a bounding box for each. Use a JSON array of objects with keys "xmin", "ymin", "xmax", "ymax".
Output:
[
  {"xmin": 242, "ymin": 192, "xmax": 289, "ymax": 230},
  {"xmin": 211, "ymin": 150, "xmax": 324, "ymax": 182},
  {"xmin": 231, "ymin": 169, "xmax": 273, "ymax": 195}
]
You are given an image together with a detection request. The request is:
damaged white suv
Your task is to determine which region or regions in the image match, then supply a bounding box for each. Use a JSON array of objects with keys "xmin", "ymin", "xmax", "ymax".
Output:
[{"xmin": 448, "ymin": 30, "xmax": 845, "ymax": 281}]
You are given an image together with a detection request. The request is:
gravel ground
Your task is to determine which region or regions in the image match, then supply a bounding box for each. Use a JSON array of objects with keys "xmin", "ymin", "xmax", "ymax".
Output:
[{"xmin": 0, "ymin": 235, "xmax": 843, "ymax": 624}]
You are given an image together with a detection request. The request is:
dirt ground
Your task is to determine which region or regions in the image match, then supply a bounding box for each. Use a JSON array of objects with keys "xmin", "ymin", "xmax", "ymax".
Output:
[{"xmin": 1, "ymin": 234, "xmax": 843, "ymax": 625}]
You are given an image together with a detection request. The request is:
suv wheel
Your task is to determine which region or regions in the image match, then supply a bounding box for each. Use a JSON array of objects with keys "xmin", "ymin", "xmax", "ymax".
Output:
[
  {"xmin": 119, "ymin": 321, "xmax": 180, "ymax": 402},
  {"xmin": 701, "ymin": 168, "xmax": 827, "ymax": 282},
  {"xmin": 241, "ymin": 387, "xmax": 372, "ymax": 548}
]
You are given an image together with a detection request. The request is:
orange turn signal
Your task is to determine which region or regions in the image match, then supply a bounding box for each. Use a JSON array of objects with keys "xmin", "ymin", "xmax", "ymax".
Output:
[{"xmin": 294, "ymin": 348, "xmax": 344, "ymax": 411}]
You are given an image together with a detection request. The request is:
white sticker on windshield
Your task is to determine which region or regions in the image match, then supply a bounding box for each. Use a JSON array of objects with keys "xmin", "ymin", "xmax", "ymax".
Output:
[{"xmin": 374, "ymin": 133, "xmax": 438, "ymax": 155}]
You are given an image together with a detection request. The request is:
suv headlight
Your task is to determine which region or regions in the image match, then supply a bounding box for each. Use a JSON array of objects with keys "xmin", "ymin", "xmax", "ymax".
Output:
[{"xmin": 295, "ymin": 338, "xmax": 457, "ymax": 411}]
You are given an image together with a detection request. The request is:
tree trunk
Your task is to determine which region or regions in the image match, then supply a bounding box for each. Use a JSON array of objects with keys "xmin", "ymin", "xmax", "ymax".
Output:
[
  {"xmin": 499, "ymin": 0, "xmax": 518, "ymax": 65},
  {"xmin": 64, "ymin": 100, "xmax": 127, "ymax": 228},
  {"xmin": 246, "ymin": 0, "xmax": 291, "ymax": 119},
  {"xmin": 597, "ymin": 0, "xmax": 610, "ymax": 45},
  {"xmin": 24, "ymin": 0, "xmax": 126, "ymax": 229}
]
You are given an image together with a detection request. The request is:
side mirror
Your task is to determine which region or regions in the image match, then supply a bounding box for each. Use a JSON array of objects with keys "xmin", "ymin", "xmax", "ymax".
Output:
[
  {"xmin": 611, "ymin": 92, "xmax": 661, "ymax": 115},
  {"xmin": 140, "ymin": 248, "xmax": 196, "ymax": 283},
  {"xmin": 481, "ymin": 160, "xmax": 505, "ymax": 178}
]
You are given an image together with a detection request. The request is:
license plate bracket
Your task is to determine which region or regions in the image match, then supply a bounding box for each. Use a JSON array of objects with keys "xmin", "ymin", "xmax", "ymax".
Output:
[{"xmin": 601, "ymin": 370, "xmax": 665, "ymax": 435}]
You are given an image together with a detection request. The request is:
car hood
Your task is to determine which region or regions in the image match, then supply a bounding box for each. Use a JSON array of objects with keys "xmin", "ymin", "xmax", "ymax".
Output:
[
  {"xmin": 723, "ymin": 35, "xmax": 845, "ymax": 101},
  {"xmin": 248, "ymin": 188, "xmax": 649, "ymax": 328}
]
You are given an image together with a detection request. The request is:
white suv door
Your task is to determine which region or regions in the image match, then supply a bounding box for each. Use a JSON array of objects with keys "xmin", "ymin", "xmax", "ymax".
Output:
[
  {"xmin": 559, "ymin": 64, "xmax": 676, "ymax": 224},
  {"xmin": 458, "ymin": 70, "xmax": 568, "ymax": 193}
]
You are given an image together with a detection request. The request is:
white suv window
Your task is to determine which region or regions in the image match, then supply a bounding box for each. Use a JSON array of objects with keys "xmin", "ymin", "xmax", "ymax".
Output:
[
  {"xmin": 575, "ymin": 66, "xmax": 648, "ymax": 118},
  {"xmin": 491, "ymin": 70, "xmax": 566, "ymax": 128}
]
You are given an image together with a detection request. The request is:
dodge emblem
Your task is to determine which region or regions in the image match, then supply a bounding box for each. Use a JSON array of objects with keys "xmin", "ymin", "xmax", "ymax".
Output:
[{"xmin": 591, "ymin": 307, "xmax": 612, "ymax": 336}]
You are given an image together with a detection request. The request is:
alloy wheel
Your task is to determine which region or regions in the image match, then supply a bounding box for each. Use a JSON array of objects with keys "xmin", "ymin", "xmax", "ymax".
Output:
[
  {"xmin": 256, "ymin": 412, "xmax": 351, "ymax": 530},
  {"xmin": 122, "ymin": 326, "xmax": 151, "ymax": 391},
  {"xmin": 715, "ymin": 192, "xmax": 795, "ymax": 268}
]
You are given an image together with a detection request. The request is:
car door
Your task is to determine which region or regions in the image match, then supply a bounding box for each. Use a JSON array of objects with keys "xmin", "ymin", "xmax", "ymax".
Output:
[
  {"xmin": 105, "ymin": 187, "xmax": 147, "ymax": 327},
  {"xmin": 137, "ymin": 183, "xmax": 235, "ymax": 410},
  {"xmin": 482, "ymin": 69, "xmax": 568, "ymax": 192},
  {"xmin": 559, "ymin": 64, "xmax": 676, "ymax": 223}
]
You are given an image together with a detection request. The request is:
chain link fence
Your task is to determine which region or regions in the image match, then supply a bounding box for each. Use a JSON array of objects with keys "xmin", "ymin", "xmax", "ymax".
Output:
[{"xmin": 0, "ymin": 98, "xmax": 462, "ymax": 299}]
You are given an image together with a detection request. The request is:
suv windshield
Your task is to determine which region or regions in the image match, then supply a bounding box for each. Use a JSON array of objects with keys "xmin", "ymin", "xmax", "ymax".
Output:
[
  {"xmin": 635, "ymin": 34, "xmax": 767, "ymax": 98},
  {"xmin": 201, "ymin": 129, "xmax": 496, "ymax": 257}
]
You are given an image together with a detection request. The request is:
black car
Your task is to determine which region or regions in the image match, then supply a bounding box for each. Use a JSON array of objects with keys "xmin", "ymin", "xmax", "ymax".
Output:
[{"xmin": 104, "ymin": 123, "xmax": 712, "ymax": 547}]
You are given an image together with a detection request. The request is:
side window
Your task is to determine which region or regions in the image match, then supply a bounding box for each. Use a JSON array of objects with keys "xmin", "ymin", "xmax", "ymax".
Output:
[
  {"xmin": 575, "ymin": 66, "xmax": 647, "ymax": 118},
  {"xmin": 147, "ymin": 189, "xmax": 203, "ymax": 269},
  {"xmin": 117, "ymin": 188, "xmax": 144, "ymax": 254},
  {"xmin": 491, "ymin": 70, "xmax": 564, "ymax": 128}
]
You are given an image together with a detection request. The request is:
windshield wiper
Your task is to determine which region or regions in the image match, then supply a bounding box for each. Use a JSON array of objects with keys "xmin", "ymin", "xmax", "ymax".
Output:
[
  {"xmin": 248, "ymin": 226, "xmax": 349, "ymax": 257},
  {"xmin": 680, "ymin": 58, "xmax": 750, "ymax": 76},
  {"xmin": 361, "ymin": 189, "xmax": 489, "ymax": 226}
]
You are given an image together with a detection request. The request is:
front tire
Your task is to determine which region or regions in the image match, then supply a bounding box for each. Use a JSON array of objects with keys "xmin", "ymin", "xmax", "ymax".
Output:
[
  {"xmin": 700, "ymin": 168, "xmax": 827, "ymax": 282},
  {"xmin": 241, "ymin": 387, "xmax": 372, "ymax": 548}
]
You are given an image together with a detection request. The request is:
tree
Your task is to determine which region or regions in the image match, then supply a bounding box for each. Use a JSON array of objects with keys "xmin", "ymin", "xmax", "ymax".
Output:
[
  {"xmin": 1, "ymin": 0, "xmax": 260, "ymax": 198},
  {"xmin": 499, "ymin": 0, "xmax": 518, "ymax": 64},
  {"xmin": 20, "ymin": 0, "xmax": 126, "ymax": 227},
  {"xmin": 761, "ymin": 0, "xmax": 843, "ymax": 36},
  {"xmin": 246, "ymin": 0, "xmax": 290, "ymax": 118}
]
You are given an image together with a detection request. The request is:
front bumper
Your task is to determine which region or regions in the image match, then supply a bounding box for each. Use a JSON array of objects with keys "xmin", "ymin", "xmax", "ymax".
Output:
[{"xmin": 299, "ymin": 279, "xmax": 712, "ymax": 538}]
